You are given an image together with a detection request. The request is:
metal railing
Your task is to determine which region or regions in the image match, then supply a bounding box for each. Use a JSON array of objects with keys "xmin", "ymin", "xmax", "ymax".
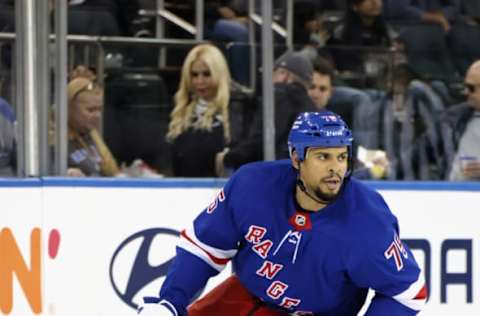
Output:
[
  {"xmin": 0, "ymin": 30, "xmax": 206, "ymax": 177},
  {"xmin": 7, "ymin": 0, "xmax": 283, "ymax": 177}
]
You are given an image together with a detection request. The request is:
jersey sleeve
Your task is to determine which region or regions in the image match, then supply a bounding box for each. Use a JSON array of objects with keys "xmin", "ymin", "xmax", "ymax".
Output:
[
  {"xmin": 156, "ymin": 174, "xmax": 243, "ymax": 315},
  {"xmin": 347, "ymin": 205, "xmax": 427, "ymax": 315}
]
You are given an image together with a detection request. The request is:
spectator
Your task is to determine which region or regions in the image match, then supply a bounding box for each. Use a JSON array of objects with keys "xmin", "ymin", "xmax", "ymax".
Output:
[
  {"xmin": 205, "ymin": 0, "xmax": 250, "ymax": 86},
  {"xmin": 308, "ymin": 58, "xmax": 388, "ymax": 179},
  {"xmin": 332, "ymin": 0, "xmax": 393, "ymax": 47},
  {"xmin": 0, "ymin": 96, "xmax": 16, "ymax": 176},
  {"xmin": 67, "ymin": 77, "xmax": 120, "ymax": 177},
  {"xmin": 328, "ymin": 0, "xmax": 397, "ymax": 85},
  {"xmin": 309, "ymin": 57, "xmax": 381, "ymax": 149},
  {"xmin": 441, "ymin": 60, "xmax": 480, "ymax": 181},
  {"xmin": 382, "ymin": 0, "xmax": 459, "ymax": 79},
  {"xmin": 293, "ymin": 0, "xmax": 331, "ymax": 48},
  {"xmin": 383, "ymin": 0, "xmax": 456, "ymax": 32},
  {"xmin": 377, "ymin": 63, "xmax": 446, "ymax": 180},
  {"xmin": 308, "ymin": 58, "xmax": 334, "ymax": 111},
  {"xmin": 215, "ymin": 51, "xmax": 316, "ymax": 176},
  {"xmin": 166, "ymin": 43, "xmax": 253, "ymax": 177},
  {"xmin": 446, "ymin": 1, "xmax": 480, "ymax": 76}
]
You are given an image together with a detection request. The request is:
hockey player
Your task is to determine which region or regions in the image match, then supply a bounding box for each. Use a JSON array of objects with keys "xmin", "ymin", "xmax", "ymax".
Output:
[{"xmin": 139, "ymin": 111, "xmax": 427, "ymax": 316}]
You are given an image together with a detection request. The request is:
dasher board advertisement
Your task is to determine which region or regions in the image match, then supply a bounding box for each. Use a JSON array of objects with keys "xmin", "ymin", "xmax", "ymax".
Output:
[{"xmin": 0, "ymin": 178, "xmax": 479, "ymax": 316}]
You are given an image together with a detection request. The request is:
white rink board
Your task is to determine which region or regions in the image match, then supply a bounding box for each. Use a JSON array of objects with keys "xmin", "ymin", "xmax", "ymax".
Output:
[{"xmin": 0, "ymin": 179, "xmax": 479, "ymax": 316}]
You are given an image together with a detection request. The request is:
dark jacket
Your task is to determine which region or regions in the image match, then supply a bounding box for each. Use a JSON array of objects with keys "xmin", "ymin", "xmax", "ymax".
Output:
[
  {"xmin": 170, "ymin": 122, "xmax": 226, "ymax": 177},
  {"xmin": 229, "ymin": 82, "xmax": 257, "ymax": 146},
  {"xmin": 379, "ymin": 80, "xmax": 446, "ymax": 180},
  {"xmin": 383, "ymin": 0, "xmax": 460, "ymax": 22},
  {"xmin": 224, "ymin": 82, "xmax": 316, "ymax": 169},
  {"xmin": 440, "ymin": 102, "xmax": 474, "ymax": 177},
  {"xmin": 170, "ymin": 83, "xmax": 255, "ymax": 177},
  {"xmin": 328, "ymin": 9, "xmax": 393, "ymax": 73}
]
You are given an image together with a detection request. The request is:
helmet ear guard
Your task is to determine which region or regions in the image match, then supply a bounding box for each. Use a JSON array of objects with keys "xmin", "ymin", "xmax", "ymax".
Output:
[
  {"xmin": 288, "ymin": 111, "xmax": 354, "ymax": 176},
  {"xmin": 290, "ymin": 149, "xmax": 301, "ymax": 170}
]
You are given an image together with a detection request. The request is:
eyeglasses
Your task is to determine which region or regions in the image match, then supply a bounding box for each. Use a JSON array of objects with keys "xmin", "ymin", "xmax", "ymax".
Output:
[{"xmin": 464, "ymin": 82, "xmax": 480, "ymax": 94}]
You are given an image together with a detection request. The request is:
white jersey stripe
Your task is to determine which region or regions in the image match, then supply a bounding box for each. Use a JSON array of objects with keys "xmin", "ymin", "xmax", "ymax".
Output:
[
  {"xmin": 183, "ymin": 225, "xmax": 238, "ymax": 259},
  {"xmin": 177, "ymin": 237, "xmax": 226, "ymax": 272},
  {"xmin": 176, "ymin": 226, "xmax": 238, "ymax": 272},
  {"xmin": 159, "ymin": 300, "xmax": 178, "ymax": 316},
  {"xmin": 393, "ymin": 272, "xmax": 427, "ymax": 311}
]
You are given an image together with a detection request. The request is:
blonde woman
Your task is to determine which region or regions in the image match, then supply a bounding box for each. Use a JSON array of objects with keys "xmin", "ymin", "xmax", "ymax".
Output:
[
  {"xmin": 167, "ymin": 43, "xmax": 251, "ymax": 177},
  {"xmin": 67, "ymin": 77, "xmax": 119, "ymax": 177}
]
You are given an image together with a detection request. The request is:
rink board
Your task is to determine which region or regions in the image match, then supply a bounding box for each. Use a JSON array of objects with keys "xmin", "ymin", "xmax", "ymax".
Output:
[{"xmin": 0, "ymin": 178, "xmax": 479, "ymax": 316}]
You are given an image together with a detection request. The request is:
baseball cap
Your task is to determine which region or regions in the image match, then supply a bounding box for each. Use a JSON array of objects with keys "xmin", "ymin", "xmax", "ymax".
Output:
[{"xmin": 274, "ymin": 51, "xmax": 313, "ymax": 84}]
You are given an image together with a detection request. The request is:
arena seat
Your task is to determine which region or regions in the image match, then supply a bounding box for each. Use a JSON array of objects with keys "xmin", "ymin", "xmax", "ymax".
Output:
[{"xmin": 103, "ymin": 69, "xmax": 172, "ymax": 174}]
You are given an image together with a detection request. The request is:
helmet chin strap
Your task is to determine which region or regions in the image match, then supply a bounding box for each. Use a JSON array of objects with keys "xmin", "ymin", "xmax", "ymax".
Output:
[
  {"xmin": 296, "ymin": 163, "xmax": 329, "ymax": 206},
  {"xmin": 296, "ymin": 177, "xmax": 329, "ymax": 205}
]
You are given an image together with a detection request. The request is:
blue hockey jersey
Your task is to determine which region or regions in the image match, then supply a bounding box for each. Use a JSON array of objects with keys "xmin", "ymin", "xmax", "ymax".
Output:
[{"xmin": 157, "ymin": 160, "xmax": 426, "ymax": 315}]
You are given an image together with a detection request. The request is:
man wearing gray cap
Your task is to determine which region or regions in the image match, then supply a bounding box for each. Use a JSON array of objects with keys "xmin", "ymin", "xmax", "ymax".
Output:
[
  {"xmin": 273, "ymin": 51, "xmax": 315, "ymax": 89},
  {"xmin": 215, "ymin": 51, "xmax": 316, "ymax": 176}
]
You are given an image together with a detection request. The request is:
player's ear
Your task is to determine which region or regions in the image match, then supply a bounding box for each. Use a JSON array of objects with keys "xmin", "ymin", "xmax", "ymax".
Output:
[{"xmin": 290, "ymin": 150, "xmax": 300, "ymax": 170}]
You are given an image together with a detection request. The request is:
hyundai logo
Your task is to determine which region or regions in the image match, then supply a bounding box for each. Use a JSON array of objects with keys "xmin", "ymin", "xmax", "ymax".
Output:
[{"xmin": 109, "ymin": 228, "xmax": 179, "ymax": 310}]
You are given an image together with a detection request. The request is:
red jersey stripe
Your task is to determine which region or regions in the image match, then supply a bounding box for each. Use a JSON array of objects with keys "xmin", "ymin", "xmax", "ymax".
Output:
[{"xmin": 180, "ymin": 230, "xmax": 230, "ymax": 265}]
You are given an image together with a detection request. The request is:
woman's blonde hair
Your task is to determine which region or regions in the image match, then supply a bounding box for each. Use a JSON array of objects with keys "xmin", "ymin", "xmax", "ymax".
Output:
[
  {"xmin": 67, "ymin": 77, "xmax": 103, "ymax": 107},
  {"xmin": 166, "ymin": 43, "xmax": 232, "ymax": 142}
]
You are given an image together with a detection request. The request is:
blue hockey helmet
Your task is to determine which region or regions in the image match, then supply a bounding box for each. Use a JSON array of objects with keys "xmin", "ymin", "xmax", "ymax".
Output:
[{"xmin": 288, "ymin": 111, "xmax": 353, "ymax": 162}]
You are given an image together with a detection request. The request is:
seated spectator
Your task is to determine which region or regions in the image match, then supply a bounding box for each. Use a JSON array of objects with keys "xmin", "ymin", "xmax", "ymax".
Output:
[
  {"xmin": 328, "ymin": 0, "xmax": 399, "ymax": 88},
  {"xmin": 308, "ymin": 58, "xmax": 388, "ymax": 179},
  {"xmin": 0, "ymin": 96, "xmax": 16, "ymax": 176},
  {"xmin": 293, "ymin": 0, "xmax": 331, "ymax": 49},
  {"xmin": 205, "ymin": 0, "xmax": 250, "ymax": 86},
  {"xmin": 382, "ymin": 0, "xmax": 459, "ymax": 79},
  {"xmin": 441, "ymin": 60, "xmax": 480, "ymax": 181},
  {"xmin": 310, "ymin": 57, "xmax": 382, "ymax": 149},
  {"xmin": 166, "ymin": 43, "xmax": 253, "ymax": 177},
  {"xmin": 446, "ymin": 2, "xmax": 480, "ymax": 76},
  {"xmin": 215, "ymin": 51, "xmax": 316, "ymax": 176},
  {"xmin": 383, "ymin": 0, "xmax": 455, "ymax": 32},
  {"xmin": 308, "ymin": 58, "xmax": 334, "ymax": 111},
  {"xmin": 378, "ymin": 64, "xmax": 446, "ymax": 180},
  {"xmin": 67, "ymin": 77, "xmax": 120, "ymax": 177}
]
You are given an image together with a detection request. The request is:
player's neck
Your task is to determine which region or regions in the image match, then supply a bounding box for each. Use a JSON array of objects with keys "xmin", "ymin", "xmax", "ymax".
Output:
[{"xmin": 295, "ymin": 187, "xmax": 329, "ymax": 212}]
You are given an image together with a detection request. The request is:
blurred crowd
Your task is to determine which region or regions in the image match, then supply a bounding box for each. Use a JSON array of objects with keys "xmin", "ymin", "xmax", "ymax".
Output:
[{"xmin": 0, "ymin": 0, "xmax": 479, "ymax": 181}]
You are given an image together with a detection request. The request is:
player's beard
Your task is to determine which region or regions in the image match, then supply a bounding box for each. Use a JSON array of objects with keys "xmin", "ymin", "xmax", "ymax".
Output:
[
  {"xmin": 313, "ymin": 186, "xmax": 340, "ymax": 202},
  {"xmin": 313, "ymin": 175, "xmax": 344, "ymax": 202}
]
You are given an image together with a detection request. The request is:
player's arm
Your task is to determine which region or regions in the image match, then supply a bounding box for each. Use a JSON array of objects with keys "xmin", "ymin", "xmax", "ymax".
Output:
[
  {"xmin": 348, "ymin": 217, "xmax": 427, "ymax": 315},
  {"xmin": 139, "ymin": 177, "xmax": 242, "ymax": 316}
]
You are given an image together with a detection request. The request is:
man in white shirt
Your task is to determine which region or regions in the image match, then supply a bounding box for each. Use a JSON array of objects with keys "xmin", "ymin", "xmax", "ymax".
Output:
[{"xmin": 441, "ymin": 60, "xmax": 480, "ymax": 181}]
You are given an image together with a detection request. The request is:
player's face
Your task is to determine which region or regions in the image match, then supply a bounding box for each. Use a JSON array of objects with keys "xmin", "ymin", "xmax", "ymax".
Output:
[
  {"xmin": 191, "ymin": 59, "xmax": 216, "ymax": 100},
  {"xmin": 301, "ymin": 146, "xmax": 349, "ymax": 201}
]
